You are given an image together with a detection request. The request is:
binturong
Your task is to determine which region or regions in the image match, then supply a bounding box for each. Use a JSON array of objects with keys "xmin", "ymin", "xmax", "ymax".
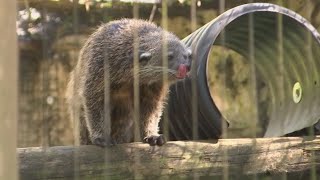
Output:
[{"xmin": 66, "ymin": 19, "xmax": 192, "ymax": 147}]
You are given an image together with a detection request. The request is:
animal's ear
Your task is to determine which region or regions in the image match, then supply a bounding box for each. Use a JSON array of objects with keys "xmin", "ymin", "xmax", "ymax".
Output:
[{"xmin": 139, "ymin": 52, "xmax": 152, "ymax": 62}]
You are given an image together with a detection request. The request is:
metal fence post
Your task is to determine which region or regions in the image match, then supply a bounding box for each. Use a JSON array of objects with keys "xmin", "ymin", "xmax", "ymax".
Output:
[{"xmin": 0, "ymin": 0, "xmax": 18, "ymax": 179}]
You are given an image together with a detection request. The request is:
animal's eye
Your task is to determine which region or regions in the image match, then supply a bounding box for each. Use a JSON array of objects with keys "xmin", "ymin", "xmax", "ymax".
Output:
[
  {"xmin": 187, "ymin": 48, "xmax": 192, "ymax": 56},
  {"xmin": 186, "ymin": 48, "xmax": 192, "ymax": 59},
  {"xmin": 139, "ymin": 52, "xmax": 151, "ymax": 63},
  {"xmin": 168, "ymin": 54, "xmax": 174, "ymax": 60},
  {"xmin": 168, "ymin": 51, "xmax": 174, "ymax": 60}
]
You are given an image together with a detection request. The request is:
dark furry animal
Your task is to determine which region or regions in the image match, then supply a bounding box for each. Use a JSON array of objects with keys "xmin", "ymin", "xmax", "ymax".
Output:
[{"xmin": 66, "ymin": 19, "xmax": 192, "ymax": 147}]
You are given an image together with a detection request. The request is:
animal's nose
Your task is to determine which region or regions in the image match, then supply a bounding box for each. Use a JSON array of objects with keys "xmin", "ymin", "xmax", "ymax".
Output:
[
  {"xmin": 186, "ymin": 64, "xmax": 191, "ymax": 71},
  {"xmin": 185, "ymin": 61, "xmax": 192, "ymax": 71}
]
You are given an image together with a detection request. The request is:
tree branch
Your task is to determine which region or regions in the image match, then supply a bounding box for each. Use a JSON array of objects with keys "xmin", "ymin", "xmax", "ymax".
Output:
[{"xmin": 18, "ymin": 136, "xmax": 320, "ymax": 179}]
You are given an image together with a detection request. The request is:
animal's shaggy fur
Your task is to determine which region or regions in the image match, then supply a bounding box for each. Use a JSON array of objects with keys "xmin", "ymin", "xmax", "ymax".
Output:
[{"xmin": 66, "ymin": 19, "xmax": 191, "ymax": 147}]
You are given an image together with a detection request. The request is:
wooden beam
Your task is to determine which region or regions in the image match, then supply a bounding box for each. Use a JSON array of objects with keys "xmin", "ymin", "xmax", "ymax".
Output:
[
  {"xmin": 18, "ymin": 136, "xmax": 320, "ymax": 179},
  {"xmin": 0, "ymin": 0, "xmax": 18, "ymax": 179},
  {"xmin": 119, "ymin": 0, "xmax": 161, "ymax": 3}
]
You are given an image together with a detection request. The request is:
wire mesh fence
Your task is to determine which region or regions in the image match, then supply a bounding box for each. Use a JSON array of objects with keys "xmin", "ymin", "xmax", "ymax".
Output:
[{"xmin": 2, "ymin": 0, "xmax": 320, "ymax": 179}]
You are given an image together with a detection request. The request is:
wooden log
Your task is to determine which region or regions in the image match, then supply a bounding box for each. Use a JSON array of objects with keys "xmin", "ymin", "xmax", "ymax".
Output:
[{"xmin": 18, "ymin": 136, "xmax": 320, "ymax": 179}]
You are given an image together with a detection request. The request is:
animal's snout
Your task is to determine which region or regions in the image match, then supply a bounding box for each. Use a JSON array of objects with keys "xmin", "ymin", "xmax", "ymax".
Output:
[
  {"xmin": 185, "ymin": 62, "xmax": 191, "ymax": 72},
  {"xmin": 184, "ymin": 59, "xmax": 192, "ymax": 72},
  {"xmin": 176, "ymin": 64, "xmax": 187, "ymax": 79},
  {"xmin": 176, "ymin": 63, "xmax": 192, "ymax": 79}
]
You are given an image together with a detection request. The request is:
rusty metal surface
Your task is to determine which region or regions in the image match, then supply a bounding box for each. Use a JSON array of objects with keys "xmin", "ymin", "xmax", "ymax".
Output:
[{"xmin": 164, "ymin": 3, "xmax": 320, "ymax": 139}]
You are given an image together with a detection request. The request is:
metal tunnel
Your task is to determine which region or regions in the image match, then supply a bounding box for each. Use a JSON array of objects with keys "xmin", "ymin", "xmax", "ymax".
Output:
[{"xmin": 161, "ymin": 3, "xmax": 320, "ymax": 140}]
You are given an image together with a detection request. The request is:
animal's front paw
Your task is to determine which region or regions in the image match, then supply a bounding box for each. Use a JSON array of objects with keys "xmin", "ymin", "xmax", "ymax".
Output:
[
  {"xmin": 143, "ymin": 135, "xmax": 166, "ymax": 146},
  {"xmin": 91, "ymin": 136, "xmax": 116, "ymax": 147}
]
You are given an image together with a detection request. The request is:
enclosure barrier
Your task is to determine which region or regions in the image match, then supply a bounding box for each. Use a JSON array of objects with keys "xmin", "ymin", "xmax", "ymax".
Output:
[
  {"xmin": 165, "ymin": 3, "xmax": 320, "ymax": 139},
  {"xmin": 1, "ymin": 0, "xmax": 18, "ymax": 179},
  {"xmin": 18, "ymin": 3, "xmax": 320, "ymax": 179}
]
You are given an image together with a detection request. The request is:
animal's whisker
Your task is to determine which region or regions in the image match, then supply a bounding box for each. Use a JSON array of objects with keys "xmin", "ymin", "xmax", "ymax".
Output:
[
  {"xmin": 133, "ymin": 69, "xmax": 176, "ymax": 77},
  {"xmin": 139, "ymin": 66, "xmax": 176, "ymax": 73}
]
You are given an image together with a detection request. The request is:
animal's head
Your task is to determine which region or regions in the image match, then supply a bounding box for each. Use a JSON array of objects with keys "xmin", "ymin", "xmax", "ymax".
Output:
[{"xmin": 137, "ymin": 34, "xmax": 192, "ymax": 84}]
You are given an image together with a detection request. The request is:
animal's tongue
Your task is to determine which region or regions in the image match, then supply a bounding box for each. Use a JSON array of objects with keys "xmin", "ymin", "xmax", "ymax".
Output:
[{"xmin": 177, "ymin": 64, "xmax": 188, "ymax": 79}]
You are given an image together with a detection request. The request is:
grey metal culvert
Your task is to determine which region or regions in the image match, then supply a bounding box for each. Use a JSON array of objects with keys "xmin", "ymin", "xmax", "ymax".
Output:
[{"xmin": 162, "ymin": 3, "xmax": 320, "ymax": 140}]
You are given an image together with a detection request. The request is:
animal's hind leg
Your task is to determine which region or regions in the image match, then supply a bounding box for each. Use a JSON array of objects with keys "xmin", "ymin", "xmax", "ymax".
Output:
[
  {"xmin": 82, "ymin": 96, "xmax": 115, "ymax": 147},
  {"xmin": 66, "ymin": 79, "xmax": 90, "ymax": 145},
  {"xmin": 70, "ymin": 100, "xmax": 91, "ymax": 145},
  {"xmin": 78, "ymin": 105, "xmax": 91, "ymax": 145}
]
